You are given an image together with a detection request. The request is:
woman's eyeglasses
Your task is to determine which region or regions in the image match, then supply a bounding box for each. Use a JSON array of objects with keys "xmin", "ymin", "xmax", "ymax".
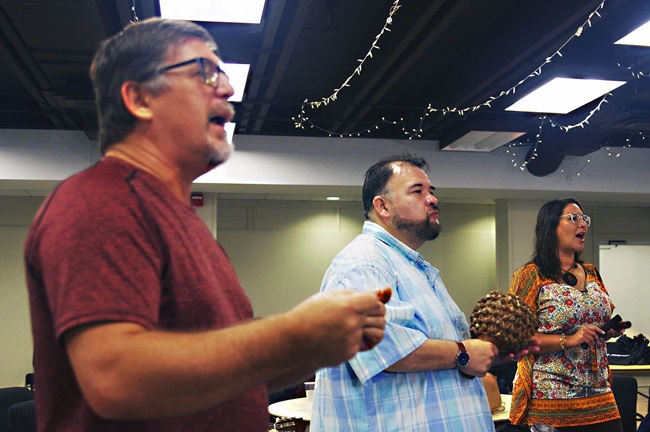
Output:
[{"xmin": 561, "ymin": 212, "xmax": 591, "ymax": 227}]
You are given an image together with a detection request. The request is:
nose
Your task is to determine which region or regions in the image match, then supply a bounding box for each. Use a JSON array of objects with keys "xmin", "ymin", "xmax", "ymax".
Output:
[
  {"xmin": 217, "ymin": 73, "xmax": 235, "ymax": 100},
  {"xmin": 426, "ymin": 192, "xmax": 438, "ymax": 206}
]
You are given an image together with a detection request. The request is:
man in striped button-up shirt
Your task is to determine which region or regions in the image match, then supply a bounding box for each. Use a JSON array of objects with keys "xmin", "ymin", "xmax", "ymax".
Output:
[{"xmin": 310, "ymin": 154, "xmax": 539, "ymax": 432}]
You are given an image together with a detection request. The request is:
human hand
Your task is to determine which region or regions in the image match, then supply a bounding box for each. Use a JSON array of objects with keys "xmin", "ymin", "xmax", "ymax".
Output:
[
  {"xmin": 462, "ymin": 338, "xmax": 499, "ymax": 377},
  {"xmin": 362, "ymin": 287, "xmax": 392, "ymax": 350},
  {"xmin": 498, "ymin": 338, "xmax": 542, "ymax": 363},
  {"xmin": 569, "ymin": 325, "xmax": 604, "ymax": 349},
  {"xmin": 603, "ymin": 319, "xmax": 630, "ymax": 340},
  {"xmin": 288, "ymin": 289, "xmax": 387, "ymax": 368}
]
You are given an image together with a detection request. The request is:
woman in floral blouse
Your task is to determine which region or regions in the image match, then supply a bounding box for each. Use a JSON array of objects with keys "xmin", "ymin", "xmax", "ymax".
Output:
[{"xmin": 508, "ymin": 198, "xmax": 626, "ymax": 432}]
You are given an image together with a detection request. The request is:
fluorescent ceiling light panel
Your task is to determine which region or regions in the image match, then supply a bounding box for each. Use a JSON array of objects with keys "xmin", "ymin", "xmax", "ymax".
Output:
[
  {"xmin": 615, "ymin": 20, "xmax": 650, "ymax": 46},
  {"xmin": 443, "ymin": 131, "xmax": 525, "ymax": 152},
  {"xmin": 225, "ymin": 122, "xmax": 235, "ymax": 144},
  {"xmin": 506, "ymin": 78, "xmax": 626, "ymax": 114},
  {"xmin": 159, "ymin": 0, "xmax": 266, "ymax": 24},
  {"xmin": 222, "ymin": 63, "xmax": 250, "ymax": 102}
]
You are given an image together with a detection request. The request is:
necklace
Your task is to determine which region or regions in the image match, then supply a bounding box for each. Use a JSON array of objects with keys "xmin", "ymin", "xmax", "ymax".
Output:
[{"xmin": 561, "ymin": 263, "xmax": 578, "ymax": 286}]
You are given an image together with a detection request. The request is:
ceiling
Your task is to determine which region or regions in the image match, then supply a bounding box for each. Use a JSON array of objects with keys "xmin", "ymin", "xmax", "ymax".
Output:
[{"xmin": 2, "ymin": 0, "xmax": 650, "ymax": 177}]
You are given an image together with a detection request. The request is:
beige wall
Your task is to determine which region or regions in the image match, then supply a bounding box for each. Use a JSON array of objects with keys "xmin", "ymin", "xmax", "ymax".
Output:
[
  {"xmin": 0, "ymin": 196, "xmax": 43, "ymax": 386},
  {"xmin": 2, "ymin": 195, "xmax": 649, "ymax": 387},
  {"xmin": 217, "ymin": 200, "xmax": 496, "ymax": 319}
]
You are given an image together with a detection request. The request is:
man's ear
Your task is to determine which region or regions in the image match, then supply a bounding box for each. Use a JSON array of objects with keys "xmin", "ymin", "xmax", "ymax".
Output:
[
  {"xmin": 120, "ymin": 81, "xmax": 153, "ymax": 120},
  {"xmin": 372, "ymin": 195, "xmax": 391, "ymax": 220}
]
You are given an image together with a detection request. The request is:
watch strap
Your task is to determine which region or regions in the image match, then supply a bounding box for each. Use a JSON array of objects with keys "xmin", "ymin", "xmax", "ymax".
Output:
[{"xmin": 455, "ymin": 342, "xmax": 476, "ymax": 379}]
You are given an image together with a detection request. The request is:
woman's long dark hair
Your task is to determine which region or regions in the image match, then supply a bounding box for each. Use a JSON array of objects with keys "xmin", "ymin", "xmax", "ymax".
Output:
[{"xmin": 531, "ymin": 198, "xmax": 584, "ymax": 280}]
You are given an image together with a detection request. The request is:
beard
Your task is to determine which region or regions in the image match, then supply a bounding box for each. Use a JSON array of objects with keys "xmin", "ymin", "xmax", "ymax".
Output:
[
  {"xmin": 204, "ymin": 137, "xmax": 235, "ymax": 172},
  {"xmin": 392, "ymin": 212, "xmax": 441, "ymax": 242}
]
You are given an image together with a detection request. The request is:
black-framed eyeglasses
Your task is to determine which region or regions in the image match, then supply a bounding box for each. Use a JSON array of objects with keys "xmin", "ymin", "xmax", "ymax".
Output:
[
  {"xmin": 157, "ymin": 57, "xmax": 228, "ymax": 88},
  {"xmin": 561, "ymin": 212, "xmax": 591, "ymax": 227}
]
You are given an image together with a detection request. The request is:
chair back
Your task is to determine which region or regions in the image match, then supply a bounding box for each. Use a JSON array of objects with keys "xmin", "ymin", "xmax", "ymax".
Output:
[
  {"xmin": 0, "ymin": 387, "xmax": 34, "ymax": 432},
  {"xmin": 611, "ymin": 375, "xmax": 637, "ymax": 432},
  {"xmin": 8, "ymin": 400, "xmax": 36, "ymax": 432}
]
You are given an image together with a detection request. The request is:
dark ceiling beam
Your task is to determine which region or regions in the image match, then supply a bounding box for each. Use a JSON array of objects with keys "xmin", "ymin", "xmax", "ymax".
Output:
[
  {"xmin": 336, "ymin": 0, "xmax": 472, "ymax": 136},
  {"xmin": 93, "ymin": 0, "xmax": 128, "ymax": 36},
  {"xmin": 238, "ymin": 0, "xmax": 287, "ymax": 132},
  {"xmin": 251, "ymin": 0, "xmax": 314, "ymax": 133},
  {"xmin": 0, "ymin": 7, "xmax": 70, "ymax": 128}
]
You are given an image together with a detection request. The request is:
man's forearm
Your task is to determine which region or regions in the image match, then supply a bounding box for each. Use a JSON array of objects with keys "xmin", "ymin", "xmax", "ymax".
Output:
[
  {"xmin": 65, "ymin": 315, "xmax": 311, "ymax": 420},
  {"xmin": 385, "ymin": 339, "xmax": 457, "ymax": 372}
]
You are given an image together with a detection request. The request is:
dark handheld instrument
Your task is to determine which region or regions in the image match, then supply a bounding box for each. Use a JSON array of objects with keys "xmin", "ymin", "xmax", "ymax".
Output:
[{"xmin": 581, "ymin": 314, "xmax": 631, "ymax": 348}]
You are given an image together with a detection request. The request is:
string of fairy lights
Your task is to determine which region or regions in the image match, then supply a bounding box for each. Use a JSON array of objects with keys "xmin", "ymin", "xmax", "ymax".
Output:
[
  {"xmin": 505, "ymin": 88, "xmax": 650, "ymax": 176},
  {"xmin": 290, "ymin": 0, "xmax": 649, "ymax": 176},
  {"xmin": 131, "ymin": 0, "xmax": 139, "ymax": 22},
  {"xmin": 292, "ymin": 0, "xmax": 403, "ymax": 134},
  {"xmin": 293, "ymin": 1, "xmax": 607, "ymax": 136},
  {"xmin": 617, "ymin": 62, "xmax": 650, "ymax": 79}
]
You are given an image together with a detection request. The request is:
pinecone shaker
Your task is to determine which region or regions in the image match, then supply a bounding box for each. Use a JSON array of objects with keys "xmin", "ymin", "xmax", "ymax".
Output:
[{"xmin": 469, "ymin": 290, "xmax": 537, "ymax": 353}]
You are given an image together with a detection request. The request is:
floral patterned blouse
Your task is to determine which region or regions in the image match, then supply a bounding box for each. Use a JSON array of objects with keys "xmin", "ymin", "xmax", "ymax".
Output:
[
  {"xmin": 533, "ymin": 274, "xmax": 613, "ymax": 398},
  {"xmin": 508, "ymin": 262, "xmax": 620, "ymax": 427}
]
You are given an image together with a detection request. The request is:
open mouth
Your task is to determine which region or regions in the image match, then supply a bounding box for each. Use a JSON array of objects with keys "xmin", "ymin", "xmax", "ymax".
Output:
[
  {"xmin": 209, "ymin": 115, "xmax": 226, "ymax": 127},
  {"xmin": 576, "ymin": 232, "xmax": 585, "ymax": 240}
]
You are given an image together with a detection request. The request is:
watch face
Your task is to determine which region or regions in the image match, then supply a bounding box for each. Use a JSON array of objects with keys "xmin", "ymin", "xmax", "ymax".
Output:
[{"xmin": 456, "ymin": 351, "xmax": 470, "ymax": 368}]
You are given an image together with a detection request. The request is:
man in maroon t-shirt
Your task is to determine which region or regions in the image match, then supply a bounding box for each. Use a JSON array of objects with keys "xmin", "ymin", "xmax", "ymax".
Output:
[{"xmin": 24, "ymin": 18, "xmax": 387, "ymax": 432}]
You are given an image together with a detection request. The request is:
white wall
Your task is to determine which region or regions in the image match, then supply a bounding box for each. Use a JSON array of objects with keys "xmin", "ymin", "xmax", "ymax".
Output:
[
  {"xmin": 599, "ymin": 245, "xmax": 650, "ymax": 337},
  {"xmin": 2, "ymin": 130, "xmax": 650, "ymax": 207}
]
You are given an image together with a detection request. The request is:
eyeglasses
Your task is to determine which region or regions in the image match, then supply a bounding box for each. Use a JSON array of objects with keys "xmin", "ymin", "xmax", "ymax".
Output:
[
  {"xmin": 157, "ymin": 57, "xmax": 228, "ymax": 88},
  {"xmin": 561, "ymin": 212, "xmax": 591, "ymax": 227}
]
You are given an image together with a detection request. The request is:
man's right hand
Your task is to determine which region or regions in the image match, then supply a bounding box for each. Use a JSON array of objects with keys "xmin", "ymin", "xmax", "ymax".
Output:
[
  {"xmin": 287, "ymin": 289, "xmax": 387, "ymax": 368},
  {"xmin": 462, "ymin": 338, "xmax": 499, "ymax": 377}
]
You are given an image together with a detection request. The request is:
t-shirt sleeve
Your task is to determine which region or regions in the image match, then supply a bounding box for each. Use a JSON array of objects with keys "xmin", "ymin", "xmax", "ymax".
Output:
[{"xmin": 38, "ymin": 187, "xmax": 164, "ymax": 340}]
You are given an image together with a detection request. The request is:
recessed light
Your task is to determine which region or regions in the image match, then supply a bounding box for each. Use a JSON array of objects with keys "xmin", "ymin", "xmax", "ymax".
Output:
[
  {"xmin": 159, "ymin": 0, "xmax": 267, "ymax": 24},
  {"xmin": 505, "ymin": 77, "xmax": 626, "ymax": 114},
  {"xmin": 615, "ymin": 20, "xmax": 650, "ymax": 47},
  {"xmin": 442, "ymin": 131, "xmax": 526, "ymax": 152},
  {"xmin": 326, "ymin": 196, "xmax": 340, "ymax": 201},
  {"xmin": 221, "ymin": 63, "xmax": 250, "ymax": 102}
]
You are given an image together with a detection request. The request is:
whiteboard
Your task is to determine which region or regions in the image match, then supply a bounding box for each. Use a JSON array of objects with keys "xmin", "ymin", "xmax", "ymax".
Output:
[{"xmin": 599, "ymin": 244, "xmax": 650, "ymax": 337}]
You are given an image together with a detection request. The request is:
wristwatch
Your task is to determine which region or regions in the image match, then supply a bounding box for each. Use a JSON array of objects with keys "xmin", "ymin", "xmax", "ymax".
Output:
[{"xmin": 455, "ymin": 342, "xmax": 475, "ymax": 379}]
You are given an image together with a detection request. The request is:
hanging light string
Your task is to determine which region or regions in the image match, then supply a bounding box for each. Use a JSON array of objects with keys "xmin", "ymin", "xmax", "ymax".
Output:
[
  {"xmin": 504, "ymin": 116, "xmax": 546, "ymax": 170},
  {"xmin": 293, "ymin": 0, "xmax": 607, "ymax": 137},
  {"xmin": 130, "ymin": 0, "xmax": 139, "ymax": 23},
  {"xmin": 507, "ymin": 121, "xmax": 649, "ymax": 177},
  {"xmin": 292, "ymin": 0, "xmax": 402, "ymax": 131},
  {"xmin": 547, "ymin": 93, "xmax": 611, "ymax": 132},
  {"xmin": 617, "ymin": 62, "xmax": 650, "ymax": 79}
]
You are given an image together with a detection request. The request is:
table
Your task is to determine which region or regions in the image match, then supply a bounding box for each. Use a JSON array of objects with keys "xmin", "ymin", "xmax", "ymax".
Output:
[
  {"xmin": 611, "ymin": 364, "xmax": 650, "ymax": 376},
  {"xmin": 269, "ymin": 397, "xmax": 311, "ymax": 422},
  {"xmin": 492, "ymin": 394, "xmax": 512, "ymax": 423},
  {"xmin": 269, "ymin": 395, "xmax": 512, "ymax": 425}
]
